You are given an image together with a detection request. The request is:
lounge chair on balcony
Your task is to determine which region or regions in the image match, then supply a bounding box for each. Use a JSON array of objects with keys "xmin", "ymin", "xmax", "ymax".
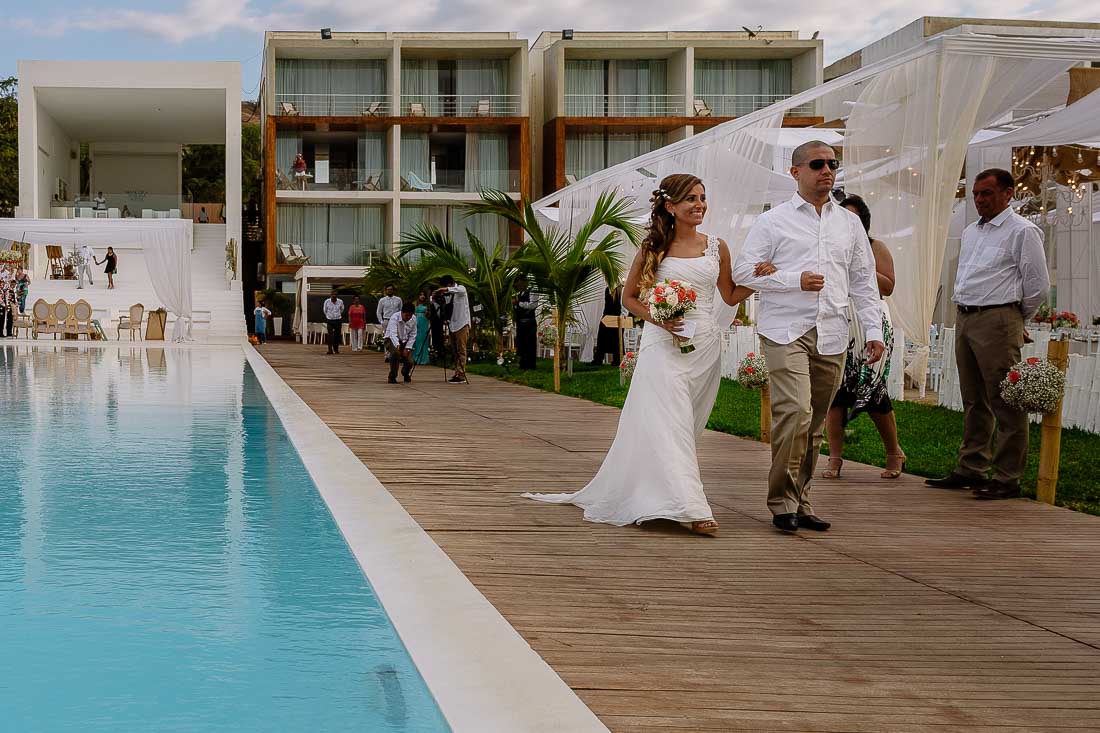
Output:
[
  {"xmin": 280, "ymin": 101, "xmax": 299, "ymax": 116},
  {"xmin": 363, "ymin": 100, "xmax": 383, "ymax": 116},
  {"xmin": 118, "ymin": 303, "xmax": 145, "ymax": 341},
  {"xmin": 408, "ymin": 102, "xmax": 426, "ymax": 117},
  {"xmin": 278, "ymin": 243, "xmax": 311, "ymax": 266},
  {"xmin": 693, "ymin": 99, "xmax": 712, "ymax": 117},
  {"xmin": 474, "ymin": 98, "xmax": 491, "ymax": 116},
  {"xmin": 565, "ymin": 174, "xmax": 578, "ymax": 185},
  {"xmin": 405, "ymin": 171, "xmax": 433, "ymax": 192}
]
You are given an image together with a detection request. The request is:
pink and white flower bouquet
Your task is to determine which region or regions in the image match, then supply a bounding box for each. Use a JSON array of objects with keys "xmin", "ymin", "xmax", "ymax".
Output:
[{"xmin": 642, "ymin": 278, "xmax": 698, "ymax": 353}]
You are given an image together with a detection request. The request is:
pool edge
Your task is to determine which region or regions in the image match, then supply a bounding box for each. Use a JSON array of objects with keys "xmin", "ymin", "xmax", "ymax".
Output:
[{"xmin": 242, "ymin": 344, "xmax": 609, "ymax": 733}]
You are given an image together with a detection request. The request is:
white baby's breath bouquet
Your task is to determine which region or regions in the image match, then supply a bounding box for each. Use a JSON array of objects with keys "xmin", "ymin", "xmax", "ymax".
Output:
[{"xmin": 1000, "ymin": 356, "xmax": 1066, "ymax": 414}]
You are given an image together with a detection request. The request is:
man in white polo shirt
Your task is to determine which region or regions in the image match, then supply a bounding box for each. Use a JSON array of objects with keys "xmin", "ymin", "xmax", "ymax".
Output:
[
  {"xmin": 733, "ymin": 140, "xmax": 883, "ymax": 534},
  {"xmin": 926, "ymin": 168, "xmax": 1049, "ymax": 500},
  {"xmin": 323, "ymin": 293, "xmax": 345, "ymax": 355}
]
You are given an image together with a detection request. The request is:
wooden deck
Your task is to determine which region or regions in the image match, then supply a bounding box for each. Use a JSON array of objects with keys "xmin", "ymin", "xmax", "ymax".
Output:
[{"xmin": 260, "ymin": 344, "xmax": 1100, "ymax": 732}]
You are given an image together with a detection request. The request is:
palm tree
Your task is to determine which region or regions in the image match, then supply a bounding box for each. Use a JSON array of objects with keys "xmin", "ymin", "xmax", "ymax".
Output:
[
  {"xmin": 466, "ymin": 189, "xmax": 641, "ymax": 392},
  {"xmin": 399, "ymin": 221, "xmax": 521, "ymax": 357},
  {"xmin": 361, "ymin": 253, "xmax": 434, "ymax": 302}
]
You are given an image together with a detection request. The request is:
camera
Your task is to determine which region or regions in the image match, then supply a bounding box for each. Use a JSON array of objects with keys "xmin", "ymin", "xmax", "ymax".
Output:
[{"xmin": 432, "ymin": 289, "xmax": 454, "ymax": 322}]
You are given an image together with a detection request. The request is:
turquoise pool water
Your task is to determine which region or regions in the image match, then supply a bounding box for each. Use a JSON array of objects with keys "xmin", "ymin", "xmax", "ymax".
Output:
[{"xmin": 0, "ymin": 345, "xmax": 450, "ymax": 732}]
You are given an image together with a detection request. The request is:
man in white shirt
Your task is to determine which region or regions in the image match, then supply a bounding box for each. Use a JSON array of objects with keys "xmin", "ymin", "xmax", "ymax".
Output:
[
  {"xmin": 76, "ymin": 244, "xmax": 96, "ymax": 289},
  {"xmin": 376, "ymin": 284, "xmax": 402, "ymax": 326},
  {"xmin": 927, "ymin": 168, "xmax": 1049, "ymax": 500},
  {"xmin": 434, "ymin": 275, "xmax": 471, "ymax": 383},
  {"xmin": 322, "ymin": 294, "xmax": 345, "ymax": 354},
  {"xmin": 733, "ymin": 140, "xmax": 883, "ymax": 533},
  {"xmin": 384, "ymin": 302, "xmax": 417, "ymax": 383}
]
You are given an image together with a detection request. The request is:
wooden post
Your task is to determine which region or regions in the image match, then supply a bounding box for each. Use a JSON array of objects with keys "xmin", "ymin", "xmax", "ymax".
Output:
[
  {"xmin": 1036, "ymin": 337, "xmax": 1070, "ymax": 504},
  {"xmin": 760, "ymin": 384, "xmax": 772, "ymax": 444}
]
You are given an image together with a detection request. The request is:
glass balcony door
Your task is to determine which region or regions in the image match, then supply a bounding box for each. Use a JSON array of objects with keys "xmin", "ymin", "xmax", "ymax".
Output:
[
  {"xmin": 694, "ymin": 59, "xmax": 793, "ymax": 116},
  {"xmin": 276, "ymin": 131, "xmax": 387, "ymax": 191},
  {"xmin": 275, "ymin": 59, "xmax": 388, "ymax": 116},
  {"xmin": 277, "ymin": 204, "xmax": 385, "ymax": 265}
]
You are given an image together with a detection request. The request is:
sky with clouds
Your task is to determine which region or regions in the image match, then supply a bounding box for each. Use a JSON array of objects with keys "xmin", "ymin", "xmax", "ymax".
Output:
[{"xmin": 3, "ymin": 0, "xmax": 1096, "ymax": 98}]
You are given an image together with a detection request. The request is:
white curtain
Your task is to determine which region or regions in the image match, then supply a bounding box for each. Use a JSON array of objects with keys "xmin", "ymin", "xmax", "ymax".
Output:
[
  {"xmin": 328, "ymin": 205, "xmax": 384, "ymax": 265},
  {"xmin": 358, "ymin": 132, "xmax": 386, "ymax": 188},
  {"xmin": 608, "ymin": 132, "xmax": 665, "ymax": 168},
  {"xmin": 565, "ymin": 60, "xmax": 605, "ymax": 115},
  {"xmin": 401, "ymin": 131, "xmax": 430, "ymax": 184},
  {"xmin": 611, "ymin": 59, "xmax": 667, "ymax": 115},
  {"xmin": 565, "ymin": 132, "xmax": 605, "ymax": 181},
  {"xmin": 456, "ymin": 60, "xmax": 506, "ymax": 100},
  {"xmin": 276, "ymin": 131, "xmax": 298, "ymax": 182},
  {"xmin": 402, "ymin": 59, "xmax": 440, "ymax": 113},
  {"xmin": 973, "ymin": 85, "xmax": 1100, "ymax": 148},
  {"xmin": 143, "ymin": 226, "xmax": 193, "ymax": 341},
  {"xmin": 466, "ymin": 131, "xmax": 509, "ymax": 192}
]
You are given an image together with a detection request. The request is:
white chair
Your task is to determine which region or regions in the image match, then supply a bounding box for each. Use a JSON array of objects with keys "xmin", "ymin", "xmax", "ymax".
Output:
[
  {"xmin": 408, "ymin": 102, "xmax": 426, "ymax": 116},
  {"xmin": 342, "ymin": 322, "xmax": 351, "ymax": 346},
  {"xmin": 142, "ymin": 209, "xmax": 153, "ymax": 218},
  {"xmin": 474, "ymin": 98, "xmax": 491, "ymax": 116},
  {"xmin": 169, "ymin": 208, "xmax": 181, "ymax": 218},
  {"xmin": 280, "ymin": 101, "xmax": 299, "ymax": 116},
  {"xmin": 108, "ymin": 207, "xmax": 120, "ymax": 218},
  {"xmin": 364, "ymin": 100, "xmax": 382, "ymax": 116},
  {"xmin": 79, "ymin": 208, "xmax": 95, "ymax": 218},
  {"xmin": 565, "ymin": 174, "xmax": 578, "ymax": 185},
  {"xmin": 693, "ymin": 98, "xmax": 712, "ymax": 117}
]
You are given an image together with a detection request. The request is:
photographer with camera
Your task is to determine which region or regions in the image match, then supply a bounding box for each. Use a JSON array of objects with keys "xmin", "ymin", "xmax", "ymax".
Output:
[{"xmin": 433, "ymin": 275, "xmax": 471, "ymax": 383}]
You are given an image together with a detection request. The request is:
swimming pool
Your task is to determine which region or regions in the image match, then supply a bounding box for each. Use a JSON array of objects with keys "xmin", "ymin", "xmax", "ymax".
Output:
[{"xmin": 0, "ymin": 345, "xmax": 451, "ymax": 732}]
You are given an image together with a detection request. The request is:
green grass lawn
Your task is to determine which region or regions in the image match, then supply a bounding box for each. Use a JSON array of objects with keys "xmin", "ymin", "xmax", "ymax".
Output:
[{"xmin": 467, "ymin": 358, "xmax": 1100, "ymax": 516}]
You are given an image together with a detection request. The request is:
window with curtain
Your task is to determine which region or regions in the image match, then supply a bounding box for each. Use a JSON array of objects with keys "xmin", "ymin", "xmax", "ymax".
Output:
[
  {"xmin": 275, "ymin": 131, "xmax": 300, "ymax": 188},
  {"xmin": 567, "ymin": 131, "xmax": 665, "ymax": 181},
  {"xmin": 400, "ymin": 205, "xmax": 506, "ymax": 263},
  {"xmin": 357, "ymin": 132, "xmax": 387, "ymax": 189},
  {"xmin": 400, "ymin": 131, "xmax": 430, "ymax": 188},
  {"xmin": 610, "ymin": 59, "xmax": 668, "ymax": 115},
  {"xmin": 456, "ymin": 59, "xmax": 507, "ymax": 111},
  {"xmin": 694, "ymin": 59, "xmax": 792, "ymax": 115},
  {"xmin": 401, "ymin": 58, "xmax": 441, "ymax": 113},
  {"xmin": 565, "ymin": 60, "xmax": 606, "ymax": 115},
  {"xmin": 465, "ymin": 131, "xmax": 511, "ymax": 192},
  {"xmin": 276, "ymin": 59, "xmax": 387, "ymax": 114},
  {"xmin": 278, "ymin": 203, "xmax": 384, "ymax": 265}
]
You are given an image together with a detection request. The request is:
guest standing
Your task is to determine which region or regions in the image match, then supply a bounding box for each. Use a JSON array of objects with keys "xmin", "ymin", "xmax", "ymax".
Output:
[
  {"xmin": 590, "ymin": 284, "xmax": 623, "ymax": 366},
  {"xmin": 376, "ymin": 284, "xmax": 402, "ymax": 326},
  {"xmin": 513, "ymin": 274, "xmax": 538, "ymax": 369},
  {"xmin": 434, "ymin": 275, "xmax": 471, "ymax": 383},
  {"xmin": 926, "ymin": 169, "xmax": 1049, "ymax": 500},
  {"xmin": 293, "ymin": 154, "xmax": 309, "ymax": 190},
  {"xmin": 384, "ymin": 302, "xmax": 417, "ymax": 384},
  {"xmin": 0, "ymin": 279, "xmax": 14, "ymax": 337},
  {"xmin": 348, "ymin": 295, "xmax": 367, "ymax": 352},
  {"xmin": 822, "ymin": 195, "xmax": 905, "ymax": 480},
  {"xmin": 323, "ymin": 293, "xmax": 345, "ymax": 355},
  {"xmin": 253, "ymin": 302, "xmax": 271, "ymax": 344},
  {"xmin": 76, "ymin": 244, "xmax": 95, "ymax": 288},
  {"xmin": 95, "ymin": 247, "xmax": 117, "ymax": 290},
  {"xmin": 413, "ymin": 292, "xmax": 431, "ymax": 365},
  {"xmin": 14, "ymin": 267, "xmax": 30, "ymax": 313}
]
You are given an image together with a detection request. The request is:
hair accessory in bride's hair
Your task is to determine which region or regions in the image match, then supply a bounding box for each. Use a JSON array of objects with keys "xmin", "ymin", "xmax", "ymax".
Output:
[{"xmin": 651, "ymin": 187, "xmax": 668, "ymax": 203}]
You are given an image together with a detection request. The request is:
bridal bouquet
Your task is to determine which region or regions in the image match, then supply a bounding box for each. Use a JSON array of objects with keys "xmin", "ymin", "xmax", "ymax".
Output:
[
  {"xmin": 643, "ymin": 279, "xmax": 698, "ymax": 353},
  {"xmin": 1000, "ymin": 356, "xmax": 1066, "ymax": 414},
  {"xmin": 737, "ymin": 352, "xmax": 769, "ymax": 390}
]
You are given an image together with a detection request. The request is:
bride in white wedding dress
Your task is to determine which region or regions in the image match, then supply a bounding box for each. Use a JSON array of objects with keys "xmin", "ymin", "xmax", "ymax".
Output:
[{"xmin": 524, "ymin": 174, "xmax": 772, "ymax": 535}]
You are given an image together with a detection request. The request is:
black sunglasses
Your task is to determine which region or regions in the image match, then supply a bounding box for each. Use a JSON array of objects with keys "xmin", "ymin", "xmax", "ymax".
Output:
[{"xmin": 807, "ymin": 158, "xmax": 840, "ymax": 171}]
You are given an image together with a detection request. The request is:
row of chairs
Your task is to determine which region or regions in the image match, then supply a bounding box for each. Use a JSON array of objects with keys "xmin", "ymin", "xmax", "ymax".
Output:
[
  {"xmin": 304, "ymin": 322, "xmax": 384, "ymax": 345},
  {"xmin": 27, "ymin": 299, "xmax": 144, "ymax": 341}
]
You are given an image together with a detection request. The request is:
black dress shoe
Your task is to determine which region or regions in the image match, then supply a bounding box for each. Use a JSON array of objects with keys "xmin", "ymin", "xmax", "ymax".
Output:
[
  {"xmin": 973, "ymin": 480, "xmax": 1021, "ymax": 500},
  {"xmin": 797, "ymin": 515, "xmax": 831, "ymax": 531},
  {"xmin": 387, "ymin": 378, "xmax": 397, "ymax": 384},
  {"xmin": 772, "ymin": 513, "xmax": 798, "ymax": 533},
  {"xmin": 403, "ymin": 376, "xmax": 412, "ymax": 383},
  {"xmin": 925, "ymin": 472, "xmax": 984, "ymax": 490}
]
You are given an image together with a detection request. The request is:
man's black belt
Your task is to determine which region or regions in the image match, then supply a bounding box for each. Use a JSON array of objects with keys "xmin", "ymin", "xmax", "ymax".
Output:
[{"xmin": 956, "ymin": 302, "xmax": 1020, "ymax": 314}]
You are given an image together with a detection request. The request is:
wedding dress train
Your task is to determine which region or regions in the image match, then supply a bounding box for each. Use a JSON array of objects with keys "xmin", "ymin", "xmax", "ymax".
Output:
[{"xmin": 524, "ymin": 234, "xmax": 724, "ymax": 525}]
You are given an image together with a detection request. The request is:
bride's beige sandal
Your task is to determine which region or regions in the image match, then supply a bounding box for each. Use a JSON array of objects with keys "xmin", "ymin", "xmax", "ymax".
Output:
[
  {"xmin": 881, "ymin": 451, "xmax": 907, "ymax": 479},
  {"xmin": 682, "ymin": 519, "xmax": 719, "ymax": 535},
  {"xmin": 822, "ymin": 456, "xmax": 843, "ymax": 479}
]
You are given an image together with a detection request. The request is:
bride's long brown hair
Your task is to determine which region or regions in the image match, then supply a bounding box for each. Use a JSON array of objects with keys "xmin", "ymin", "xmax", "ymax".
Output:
[{"xmin": 638, "ymin": 173, "xmax": 704, "ymax": 289}]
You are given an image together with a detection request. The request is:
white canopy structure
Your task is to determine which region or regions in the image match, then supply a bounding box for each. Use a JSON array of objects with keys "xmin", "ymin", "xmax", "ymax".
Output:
[
  {"xmin": 0, "ymin": 219, "xmax": 194, "ymax": 341},
  {"xmin": 532, "ymin": 32, "xmax": 1100, "ymax": 382}
]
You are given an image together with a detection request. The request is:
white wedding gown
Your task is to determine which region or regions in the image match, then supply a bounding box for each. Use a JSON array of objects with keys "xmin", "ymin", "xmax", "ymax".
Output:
[{"xmin": 524, "ymin": 234, "xmax": 723, "ymax": 525}]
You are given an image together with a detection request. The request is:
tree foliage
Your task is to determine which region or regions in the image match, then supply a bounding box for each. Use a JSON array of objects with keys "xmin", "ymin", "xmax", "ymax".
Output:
[{"xmin": 0, "ymin": 77, "xmax": 18, "ymax": 217}]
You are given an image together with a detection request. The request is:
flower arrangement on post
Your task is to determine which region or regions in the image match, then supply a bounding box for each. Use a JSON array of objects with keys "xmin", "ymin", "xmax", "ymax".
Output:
[
  {"xmin": 619, "ymin": 350, "xmax": 638, "ymax": 380},
  {"xmin": 737, "ymin": 352, "xmax": 769, "ymax": 390},
  {"xmin": 642, "ymin": 278, "xmax": 698, "ymax": 353},
  {"xmin": 537, "ymin": 319, "xmax": 557, "ymax": 348},
  {"xmin": 1000, "ymin": 356, "xmax": 1067, "ymax": 414}
]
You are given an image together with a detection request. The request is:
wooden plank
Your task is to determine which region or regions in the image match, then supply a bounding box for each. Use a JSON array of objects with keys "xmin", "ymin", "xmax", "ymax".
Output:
[{"xmin": 259, "ymin": 345, "xmax": 1100, "ymax": 732}]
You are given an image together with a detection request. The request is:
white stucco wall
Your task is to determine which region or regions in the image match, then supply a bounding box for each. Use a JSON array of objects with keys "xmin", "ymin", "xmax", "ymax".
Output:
[{"xmin": 33, "ymin": 106, "xmax": 76, "ymax": 218}]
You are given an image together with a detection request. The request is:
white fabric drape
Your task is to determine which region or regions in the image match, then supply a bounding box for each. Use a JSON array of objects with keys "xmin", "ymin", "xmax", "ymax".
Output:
[
  {"xmin": 465, "ymin": 131, "xmax": 508, "ymax": 192},
  {"xmin": 358, "ymin": 131, "xmax": 386, "ymax": 188},
  {"xmin": 401, "ymin": 131, "xmax": 430, "ymax": 183},
  {"xmin": 0, "ymin": 219, "xmax": 193, "ymax": 341},
  {"xmin": 973, "ymin": 85, "xmax": 1100, "ymax": 148},
  {"xmin": 534, "ymin": 34, "xmax": 1100, "ymax": 381},
  {"xmin": 565, "ymin": 60, "xmax": 605, "ymax": 116}
]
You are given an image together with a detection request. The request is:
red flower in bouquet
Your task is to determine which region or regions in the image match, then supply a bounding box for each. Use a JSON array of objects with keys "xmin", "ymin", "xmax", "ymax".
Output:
[
  {"xmin": 1026, "ymin": 357, "xmax": 1040, "ymax": 365},
  {"xmin": 1008, "ymin": 370, "xmax": 1021, "ymax": 383},
  {"xmin": 745, "ymin": 367, "xmax": 754, "ymax": 375},
  {"xmin": 746, "ymin": 352, "xmax": 755, "ymax": 358}
]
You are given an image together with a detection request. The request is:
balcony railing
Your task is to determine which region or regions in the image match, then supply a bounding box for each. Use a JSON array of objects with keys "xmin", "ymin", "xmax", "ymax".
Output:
[
  {"xmin": 398, "ymin": 169, "xmax": 520, "ymax": 193},
  {"xmin": 276, "ymin": 93, "xmax": 390, "ymax": 117},
  {"xmin": 693, "ymin": 94, "xmax": 815, "ymax": 118},
  {"xmin": 277, "ymin": 242, "xmax": 386, "ymax": 267},
  {"xmin": 565, "ymin": 94, "xmax": 685, "ymax": 117},
  {"xmin": 49, "ymin": 193, "xmax": 193, "ymax": 219},
  {"xmin": 276, "ymin": 167, "xmax": 390, "ymax": 192},
  {"xmin": 400, "ymin": 94, "xmax": 521, "ymax": 117}
]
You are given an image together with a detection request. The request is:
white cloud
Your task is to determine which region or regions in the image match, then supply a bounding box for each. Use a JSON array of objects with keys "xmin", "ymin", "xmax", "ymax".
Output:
[{"xmin": 16, "ymin": 0, "xmax": 1100, "ymax": 62}]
